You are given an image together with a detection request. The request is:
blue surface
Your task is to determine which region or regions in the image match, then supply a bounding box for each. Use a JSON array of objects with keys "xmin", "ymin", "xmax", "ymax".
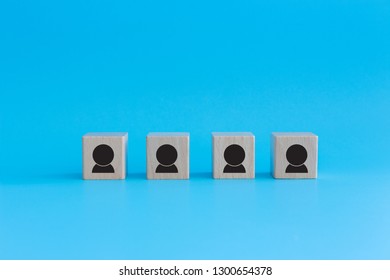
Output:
[{"xmin": 1, "ymin": 0, "xmax": 390, "ymax": 259}]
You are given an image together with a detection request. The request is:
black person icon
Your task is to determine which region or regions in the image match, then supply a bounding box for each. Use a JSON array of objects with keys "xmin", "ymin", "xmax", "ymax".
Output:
[
  {"xmin": 92, "ymin": 144, "xmax": 115, "ymax": 173},
  {"xmin": 223, "ymin": 144, "xmax": 246, "ymax": 173},
  {"xmin": 285, "ymin": 144, "xmax": 308, "ymax": 173},
  {"xmin": 155, "ymin": 144, "xmax": 178, "ymax": 173}
]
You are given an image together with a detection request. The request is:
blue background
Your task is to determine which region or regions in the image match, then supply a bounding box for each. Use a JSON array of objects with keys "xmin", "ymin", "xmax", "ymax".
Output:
[{"xmin": 1, "ymin": 0, "xmax": 390, "ymax": 259}]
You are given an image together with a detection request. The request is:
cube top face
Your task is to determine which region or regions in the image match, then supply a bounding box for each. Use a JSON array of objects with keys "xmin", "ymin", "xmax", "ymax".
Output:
[
  {"xmin": 148, "ymin": 132, "xmax": 189, "ymax": 137},
  {"xmin": 84, "ymin": 132, "xmax": 128, "ymax": 137},
  {"xmin": 147, "ymin": 133, "xmax": 190, "ymax": 180},
  {"xmin": 82, "ymin": 132, "xmax": 128, "ymax": 180},
  {"xmin": 272, "ymin": 132, "xmax": 316, "ymax": 137},
  {"xmin": 213, "ymin": 132, "xmax": 255, "ymax": 179},
  {"xmin": 271, "ymin": 132, "xmax": 318, "ymax": 179}
]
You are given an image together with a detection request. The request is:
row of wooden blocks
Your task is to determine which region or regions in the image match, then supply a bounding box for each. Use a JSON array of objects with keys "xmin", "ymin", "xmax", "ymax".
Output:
[{"xmin": 82, "ymin": 132, "xmax": 318, "ymax": 180}]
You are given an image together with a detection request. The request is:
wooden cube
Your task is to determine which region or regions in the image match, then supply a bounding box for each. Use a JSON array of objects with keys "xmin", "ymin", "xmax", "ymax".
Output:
[
  {"xmin": 82, "ymin": 132, "xmax": 128, "ymax": 180},
  {"xmin": 212, "ymin": 132, "xmax": 255, "ymax": 179},
  {"xmin": 271, "ymin": 132, "xmax": 318, "ymax": 179},
  {"xmin": 146, "ymin": 133, "xmax": 190, "ymax": 180}
]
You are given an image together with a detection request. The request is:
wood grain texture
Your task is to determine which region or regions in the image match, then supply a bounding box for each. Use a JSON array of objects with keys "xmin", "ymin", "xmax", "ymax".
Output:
[
  {"xmin": 212, "ymin": 132, "xmax": 255, "ymax": 179},
  {"xmin": 82, "ymin": 132, "xmax": 128, "ymax": 180},
  {"xmin": 146, "ymin": 133, "xmax": 190, "ymax": 180},
  {"xmin": 271, "ymin": 132, "xmax": 318, "ymax": 179}
]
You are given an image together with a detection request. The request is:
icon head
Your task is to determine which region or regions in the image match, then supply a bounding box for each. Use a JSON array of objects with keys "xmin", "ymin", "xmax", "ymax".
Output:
[
  {"xmin": 286, "ymin": 144, "xmax": 307, "ymax": 166},
  {"xmin": 156, "ymin": 144, "xmax": 178, "ymax": 166},
  {"xmin": 93, "ymin": 144, "xmax": 114, "ymax": 166},
  {"xmin": 224, "ymin": 144, "xmax": 245, "ymax": 166}
]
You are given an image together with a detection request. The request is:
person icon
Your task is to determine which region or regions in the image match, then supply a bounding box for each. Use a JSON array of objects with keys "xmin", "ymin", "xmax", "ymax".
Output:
[
  {"xmin": 155, "ymin": 144, "xmax": 178, "ymax": 173},
  {"xmin": 285, "ymin": 144, "xmax": 308, "ymax": 173},
  {"xmin": 92, "ymin": 144, "xmax": 115, "ymax": 173},
  {"xmin": 223, "ymin": 144, "xmax": 246, "ymax": 173}
]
